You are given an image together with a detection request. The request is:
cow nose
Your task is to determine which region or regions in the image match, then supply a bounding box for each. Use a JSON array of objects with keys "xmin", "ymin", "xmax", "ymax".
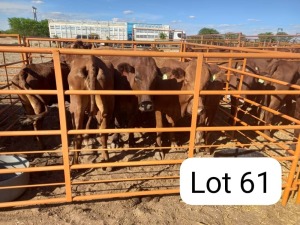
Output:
[
  {"xmin": 186, "ymin": 105, "xmax": 205, "ymax": 116},
  {"xmin": 197, "ymin": 106, "xmax": 204, "ymax": 115},
  {"xmin": 139, "ymin": 101, "xmax": 153, "ymax": 112}
]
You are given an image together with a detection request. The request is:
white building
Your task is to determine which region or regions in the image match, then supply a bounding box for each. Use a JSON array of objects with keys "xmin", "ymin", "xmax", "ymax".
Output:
[
  {"xmin": 132, "ymin": 23, "xmax": 170, "ymax": 41},
  {"xmin": 48, "ymin": 19, "xmax": 128, "ymax": 40},
  {"xmin": 48, "ymin": 20, "xmax": 183, "ymax": 41}
]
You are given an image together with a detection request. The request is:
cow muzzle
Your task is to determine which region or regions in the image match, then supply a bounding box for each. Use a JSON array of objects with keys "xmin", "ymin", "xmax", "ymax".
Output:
[
  {"xmin": 139, "ymin": 101, "xmax": 154, "ymax": 112},
  {"xmin": 186, "ymin": 98, "xmax": 205, "ymax": 116}
]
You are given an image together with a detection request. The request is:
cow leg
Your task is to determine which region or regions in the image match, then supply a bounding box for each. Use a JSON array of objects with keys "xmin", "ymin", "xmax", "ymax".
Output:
[
  {"xmin": 71, "ymin": 110, "xmax": 84, "ymax": 165},
  {"xmin": 83, "ymin": 114, "xmax": 94, "ymax": 148},
  {"xmin": 33, "ymin": 119, "xmax": 45, "ymax": 150},
  {"xmin": 229, "ymin": 96, "xmax": 239, "ymax": 125},
  {"xmin": 70, "ymin": 95, "xmax": 88, "ymax": 165},
  {"xmin": 264, "ymin": 95, "xmax": 283, "ymax": 136},
  {"xmin": 194, "ymin": 131, "xmax": 204, "ymax": 153},
  {"xmin": 111, "ymin": 133, "xmax": 121, "ymax": 149},
  {"xmin": 236, "ymin": 102, "xmax": 249, "ymax": 123},
  {"xmin": 249, "ymin": 95, "xmax": 264, "ymax": 124},
  {"xmin": 195, "ymin": 112, "xmax": 207, "ymax": 154},
  {"xmin": 95, "ymin": 95, "xmax": 114, "ymax": 171},
  {"xmin": 111, "ymin": 116, "xmax": 121, "ymax": 149},
  {"xmin": 165, "ymin": 114, "xmax": 178, "ymax": 151},
  {"xmin": 19, "ymin": 98, "xmax": 45, "ymax": 149},
  {"xmin": 285, "ymin": 95, "xmax": 294, "ymax": 117},
  {"xmin": 19, "ymin": 96, "xmax": 47, "ymax": 149},
  {"xmin": 127, "ymin": 117, "xmax": 136, "ymax": 147},
  {"xmin": 96, "ymin": 111, "xmax": 112, "ymax": 171},
  {"xmin": 97, "ymin": 113, "xmax": 109, "ymax": 161},
  {"xmin": 154, "ymin": 110, "xmax": 165, "ymax": 160}
]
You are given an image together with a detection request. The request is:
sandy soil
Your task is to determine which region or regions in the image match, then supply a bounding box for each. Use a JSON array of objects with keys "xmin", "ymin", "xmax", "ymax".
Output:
[{"xmin": 1, "ymin": 37, "xmax": 300, "ymax": 225}]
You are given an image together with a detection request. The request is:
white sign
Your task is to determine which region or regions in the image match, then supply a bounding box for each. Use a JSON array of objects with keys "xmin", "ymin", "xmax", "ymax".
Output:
[{"xmin": 180, "ymin": 158, "xmax": 282, "ymax": 205}]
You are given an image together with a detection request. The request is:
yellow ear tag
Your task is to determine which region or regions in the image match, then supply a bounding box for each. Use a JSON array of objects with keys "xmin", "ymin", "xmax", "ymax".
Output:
[
  {"xmin": 210, "ymin": 74, "xmax": 216, "ymax": 82},
  {"xmin": 258, "ymin": 78, "xmax": 264, "ymax": 84},
  {"xmin": 163, "ymin": 74, "xmax": 168, "ymax": 80}
]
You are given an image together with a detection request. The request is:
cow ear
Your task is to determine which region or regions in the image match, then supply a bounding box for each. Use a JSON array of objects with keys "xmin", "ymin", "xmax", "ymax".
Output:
[{"xmin": 117, "ymin": 63, "xmax": 135, "ymax": 76}]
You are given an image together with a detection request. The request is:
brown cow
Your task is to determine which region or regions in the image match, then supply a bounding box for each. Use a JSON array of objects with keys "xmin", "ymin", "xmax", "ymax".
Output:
[
  {"xmin": 195, "ymin": 65, "xmax": 227, "ymax": 154},
  {"xmin": 97, "ymin": 56, "xmax": 161, "ymax": 151},
  {"xmin": 153, "ymin": 61, "xmax": 219, "ymax": 159},
  {"xmin": 110, "ymin": 64, "xmax": 139, "ymax": 148},
  {"xmin": 65, "ymin": 54, "xmax": 114, "ymax": 167},
  {"xmin": 11, "ymin": 61, "xmax": 70, "ymax": 149},
  {"xmin": 228, "ymin": 58, "xmax": 277, "ymax": 125},
  {"xmin": 262, "ymin": 60, "xmax": 300, "ymax": 137}
]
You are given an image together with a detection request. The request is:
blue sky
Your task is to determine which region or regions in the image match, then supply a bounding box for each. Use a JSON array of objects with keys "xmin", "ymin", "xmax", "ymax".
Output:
[{"xmin": 0, "ymin": 0, "xmax": 300, "ymax": 35}]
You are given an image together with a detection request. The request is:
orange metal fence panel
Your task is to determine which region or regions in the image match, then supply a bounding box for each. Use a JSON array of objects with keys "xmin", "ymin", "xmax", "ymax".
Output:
[{"xmin": 0, "ymin": 44, "xmax": 299, "ymax": 208}]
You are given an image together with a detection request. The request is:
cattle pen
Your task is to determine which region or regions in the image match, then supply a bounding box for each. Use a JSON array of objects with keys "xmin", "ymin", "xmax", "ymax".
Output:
[{"xmin": 0, "ymin": 35, "xmax": 300, "ymax": 209}]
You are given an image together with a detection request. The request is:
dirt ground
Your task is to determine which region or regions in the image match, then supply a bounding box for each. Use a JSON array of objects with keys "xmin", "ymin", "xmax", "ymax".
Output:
[
  {"xmin": 1, "ymin": 37, "xmax": 300, "ymax": 225},
  {"xmin": 0, "ymin": 195, "xmax": 300, "ymax": 225}
]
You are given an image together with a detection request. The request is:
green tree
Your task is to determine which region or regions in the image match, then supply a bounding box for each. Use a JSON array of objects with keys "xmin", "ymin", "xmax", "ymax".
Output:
[
  {"xmin": 8, "ymin": 17, "xmax": 49, "ymax": 37},
  {"xmin": 198, "ymin": 28, "xmax": 220, "ymax": 35},
  {"xmin": 224, "ymin": 32, "xmax": 239, "ymax": 39},
  {"xmin": 276, "ymin": 31, "xmax": 292, "ymax": 42},
  {"xmin": 159, "ymin": 32, "xmax": 167, "ymax": 40},
  {"xmin": 258, "ymin": 32, "xmax": 276, "ymax": 42}
]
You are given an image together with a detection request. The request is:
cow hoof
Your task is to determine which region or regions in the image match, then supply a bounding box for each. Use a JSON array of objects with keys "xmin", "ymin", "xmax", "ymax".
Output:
[
  {"xmin": 154, "ymin": 151, "xmax": 165, "ymax": 160},
  {"xmin": 110, "ymin": 142, "xmax": 119, "ymax": 149},
  {"xmin": 264, "ymin": 130, "xmax": 271, "ymax": 137},
  {"xmin": 170, "ymin": 142, "xmax": 179, "ymax": 151},
  {"xmin": 194, "ymin": 147, "xmax": 200, "ymax": 153},
  {"xmin": 104, "ymin": 166, "xmax": 113, "ymax": 172}
]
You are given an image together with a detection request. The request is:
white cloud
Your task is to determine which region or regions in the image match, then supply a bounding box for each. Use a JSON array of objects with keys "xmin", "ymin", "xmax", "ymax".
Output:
[
  {"xmin": 112, "ymin": 17, "xmax": 126, "ymax": 22},
  {"xmin": 171, "ymin": 20, "xmax": 182, "ymax": 23},
  {"xmin": 0, "ymin": 2, "xmax": 30, "ymax": 14},
  {"xmin": 31, "ymin": 0, "xmax": 44, "ymax": 4},
  {"xmin": 42, "ymin": 12, "xmax": 79, "ymax": 20},
  {"xmin": 123, "ymin": 10, "xmax": 133, "ymax": 15},
  {"xmin": 189, "ymin": 16, "xmax": 195, "ymax": 19},
  {"xmin": 0, "ymin": 2, "xmax": 33, "ymax": 29},
  {"xmin": 218, "ymin": 24, "xmax": 231, "ymax": 27},
  {"xmin": 248, "ymin": 18, "xmax": 261, "ymax": 22}
]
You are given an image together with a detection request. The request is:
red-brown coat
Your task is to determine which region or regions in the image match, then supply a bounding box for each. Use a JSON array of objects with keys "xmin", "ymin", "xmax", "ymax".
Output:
[
  {"xmin": 11, "ymin": 61, "xmax": 70, "ymax": 149},
  {"xmin": 229, "ymin": 58, "xmax": 277, "ymax": 125},
  {"xmin": 262, "ymin": 60, "xmax": 300, "ymax": 137},
  {"xmin": 153, "ymin": 61, "xmax": 221, "ymax": 159},
  {"xmin": 65, "ymin": 54, "xmax": 114, "ymax": 166}
]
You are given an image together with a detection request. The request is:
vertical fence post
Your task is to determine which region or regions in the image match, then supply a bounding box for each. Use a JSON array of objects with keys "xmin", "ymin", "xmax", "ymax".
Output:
[
  {"xmin": 180, "ymin": 41, "xmax": 185, "ymax": 62},
  {"xmin": 237, "ymin": 32, "xmax": 242, "ymax": 47},
  {"xmin": 188, "ymin": 54, "xmax": 204, "ymax": 158},
  {"xmin": 52, "ymin": 50, "xmax": 73, "ymax": 202},
  {"xmin": 225, "ymin": 51, "xmax": 233, "ymax": 93},
  {"xmin": 284, "ymin": 132, "xmax": 300, "ymax": 205}
]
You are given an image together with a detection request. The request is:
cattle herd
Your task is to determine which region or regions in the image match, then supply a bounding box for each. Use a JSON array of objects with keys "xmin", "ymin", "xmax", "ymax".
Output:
[{"xmin": 10, "ymin": 41, "xmax": 300, "ymax": 169}]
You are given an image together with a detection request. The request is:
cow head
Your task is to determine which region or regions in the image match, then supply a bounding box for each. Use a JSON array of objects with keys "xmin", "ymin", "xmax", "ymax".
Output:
[
  {"xmin": 116, "ymin": 57, "xmax": 158, "ymax": 112},
  {"xmin": 179, "ymin": 61, "xmax": 211, "ymax": 117}
]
